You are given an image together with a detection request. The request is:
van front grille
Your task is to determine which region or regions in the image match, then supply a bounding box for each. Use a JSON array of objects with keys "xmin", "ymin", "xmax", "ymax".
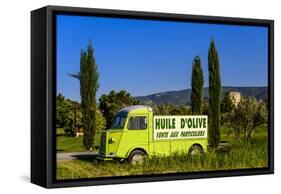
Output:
[{"xmin": 99, "ymin": 132, "xmax": 106, "ymax": 155}]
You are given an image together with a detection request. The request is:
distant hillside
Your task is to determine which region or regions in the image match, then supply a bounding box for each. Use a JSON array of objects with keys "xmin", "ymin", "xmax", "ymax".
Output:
[{"xmin": 135, "ymin": 86, "xmax": 268, "ymax": 106}]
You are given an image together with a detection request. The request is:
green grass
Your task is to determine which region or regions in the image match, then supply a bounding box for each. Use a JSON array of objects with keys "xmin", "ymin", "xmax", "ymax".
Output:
[
  {"xmin": 56, "ymin": 128, "xmax": 101, "ymax": 152},
  {"xmin": 56, "ymin": 128, "xmax": 86, "ymax": 152},
  {"xmin": 56, "ymin": 127, "xmax": 65, "ymax": 135},
  {"xmin": 57, "ymin": 125, "xmax": 268, "ymax": 180}
]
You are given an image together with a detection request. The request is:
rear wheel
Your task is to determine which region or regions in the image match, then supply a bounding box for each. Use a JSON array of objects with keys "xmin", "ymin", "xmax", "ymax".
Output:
[
  {"xmin": 128, "ymin": 150, "xmax": 146, "ymax": 165},
  {"xmin": 188, "ymin": 145, "xmax": 204, "ymax": 157}
]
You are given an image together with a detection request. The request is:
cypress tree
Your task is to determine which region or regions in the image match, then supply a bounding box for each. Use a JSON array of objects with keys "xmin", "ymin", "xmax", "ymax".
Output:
[
  {"xmin": 208, "ymin": 39, "xmax": 221, "ymax": 149},
  {"xmin": 79, "ymin": 42, "xmax": 99, "ymax": 150},
  {"xmin": 191, "ymin": 56, "xmax": 204, "ymax": 115}
]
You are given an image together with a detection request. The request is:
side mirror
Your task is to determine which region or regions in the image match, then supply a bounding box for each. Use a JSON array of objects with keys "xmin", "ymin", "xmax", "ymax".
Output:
[{"xmin": 108, "ymin": 137, "xmax": 115, "ymax": 144}]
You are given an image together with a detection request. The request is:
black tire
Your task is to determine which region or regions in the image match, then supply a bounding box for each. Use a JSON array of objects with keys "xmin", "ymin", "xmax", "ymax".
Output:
[
  {"xmin": 128, "ymin": 150, "xmax": 146, "ymax": 165},
  {"xmin": 188, "ymin": 145, "xmax": 204, "ymax": 157}
]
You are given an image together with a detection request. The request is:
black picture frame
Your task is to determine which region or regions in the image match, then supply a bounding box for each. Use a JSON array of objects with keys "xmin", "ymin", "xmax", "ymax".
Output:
[{"xmin": 31, "ymin": 5, "xmax": 274, "ymax": 188}]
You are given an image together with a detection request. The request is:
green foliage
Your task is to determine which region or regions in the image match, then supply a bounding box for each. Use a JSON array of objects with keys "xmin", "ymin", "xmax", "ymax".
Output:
[
  {"xmin": 93, "ymin": 110, "xmax": 107, "ymax": 148},
  {"xmin": 64, "ymin": 105, "xmax": 82, "ymax": 135},
  {"xmin": 56, "ymin": 109, "xmax": 106, "ymax": 152},
  {"xmin": 139, "ymin": 99, "xmax": 159, "ymax": 113},
  {"xmin": 139, "ymin": 99, "xmax": 191, "ymax": 115},
  {"xmin": 154, "ymin": 104, "xmax": 191, "ymax": 115},
  {"xmin": 220, "ymin": 92, "xmax": 235, "ymax": 127},
  {"xmin": 99, "ymin": 90, "xmax": 139, "ymax": 128},
  {"xmin": 208, "ymin": 39, "xmax": 221, "ymax": 149},
  {"xmin": 56, "ymin": 93, "xmax": 72, "ymax": 128},
  {"xmin": 202, "ymin": 100, "xmax": 209, "ymax": 115},
  {"xmin": 224, "ymin": 97, "xmax": 268, "ymax": 139},
  {"xmin": 56, "ymin": 91, "xmax": 106, "ymax": 139},
  {"xmin": 70, "ymin": 42, "xmax": 99, "ymax": 150},
  {"xmin": 191, "ymin": 56, "xmax": 204, "ymax": 115},
  {"xmin": 81, "ymin": 43, "xmax": 99, "ymax": 150},
  {"xmin": 221, "ymin": 91, "xmax": 235, "ymax": 114},
  {"xmin": 56, "ymin": 93, "xmax": 82, "ymax": 135}
]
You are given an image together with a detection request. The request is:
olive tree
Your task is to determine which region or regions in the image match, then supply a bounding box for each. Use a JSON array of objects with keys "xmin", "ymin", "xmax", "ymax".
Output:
[{"xmin": 225, "ymin": 97, "xmax": 267, "ymax": 139}]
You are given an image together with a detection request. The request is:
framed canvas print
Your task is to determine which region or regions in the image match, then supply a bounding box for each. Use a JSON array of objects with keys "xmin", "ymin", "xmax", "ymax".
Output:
[{"xmin": 31, "ymin": 5, "xmax": 274, "ymax": 188}]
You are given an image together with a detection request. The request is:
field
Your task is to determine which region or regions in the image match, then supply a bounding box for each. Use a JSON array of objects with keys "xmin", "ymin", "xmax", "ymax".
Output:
[
  {"xmin": 56, "ymin": 128, "xmax": 85, "ymax": 152},
  {"xmin": 56, "ymin": 128, "xmax": 101, "ymax": 152},
  {"xmin": 56, "ymin": 125, "xmax": 268, "ymax": 180}
]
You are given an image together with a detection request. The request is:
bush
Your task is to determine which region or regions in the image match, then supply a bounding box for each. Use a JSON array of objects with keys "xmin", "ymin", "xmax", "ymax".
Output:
[{"xmin": 224, "ymin": 97, "xmax": 267, "ymax": 139}]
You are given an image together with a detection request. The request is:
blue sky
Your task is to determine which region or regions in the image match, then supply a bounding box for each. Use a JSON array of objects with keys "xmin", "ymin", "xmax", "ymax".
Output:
[{"xmin": 56, "ymin": 14, "xmax": 268, "ymax": 102}]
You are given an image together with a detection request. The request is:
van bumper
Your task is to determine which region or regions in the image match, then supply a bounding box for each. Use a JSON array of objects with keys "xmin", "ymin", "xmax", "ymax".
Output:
[{"xmin": 96, "ymin": 155, "xmax": 114, "ymax": 161}]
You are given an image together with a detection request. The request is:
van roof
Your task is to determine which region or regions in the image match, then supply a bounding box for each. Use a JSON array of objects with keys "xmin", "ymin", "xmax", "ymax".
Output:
[{"xmin": 119, "ymin": 105, "xmax": 152, "ymax": 113}]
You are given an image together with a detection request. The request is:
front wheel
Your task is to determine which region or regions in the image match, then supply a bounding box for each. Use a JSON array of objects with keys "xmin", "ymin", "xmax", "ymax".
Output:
[
  {"xmin": 188, "ymin": 145, "xmax": 204, "ymax": 157},
  {"xmin": 128, "ymin": 150, "xmax": 146, "ymax": 165}
]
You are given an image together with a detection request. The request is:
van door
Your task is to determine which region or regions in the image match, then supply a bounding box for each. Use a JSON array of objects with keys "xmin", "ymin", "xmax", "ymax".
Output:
[{"xmin": 118, "ymin": 115, "xmax": 149, "ymax": 156}]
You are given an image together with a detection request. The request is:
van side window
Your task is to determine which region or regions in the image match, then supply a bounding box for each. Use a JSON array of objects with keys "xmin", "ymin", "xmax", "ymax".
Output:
[{"xmin": 127, "ymin": 116, "xmax": 147, "ymax": 130}]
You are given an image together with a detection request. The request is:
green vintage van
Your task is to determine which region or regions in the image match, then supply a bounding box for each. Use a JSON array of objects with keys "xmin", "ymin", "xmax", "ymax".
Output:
[{"xmin": 98, "ymin": 105, "xmax": 208, "ymax": 164}]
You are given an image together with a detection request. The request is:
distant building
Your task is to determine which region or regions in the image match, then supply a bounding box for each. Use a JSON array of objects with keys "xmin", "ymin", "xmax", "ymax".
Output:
[
  {"xmin": 74, "ymin": 126, "xmax": 84, "ymax": 137},
  {"xmin": 229, "ymin": 91, "xmax": 241, "ymax": 106}
]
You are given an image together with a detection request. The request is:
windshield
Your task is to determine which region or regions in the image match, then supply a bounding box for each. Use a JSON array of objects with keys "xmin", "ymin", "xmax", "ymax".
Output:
[{"xmin": 112, "ymin": 116, "xmax": 127, "ymax": 129}]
